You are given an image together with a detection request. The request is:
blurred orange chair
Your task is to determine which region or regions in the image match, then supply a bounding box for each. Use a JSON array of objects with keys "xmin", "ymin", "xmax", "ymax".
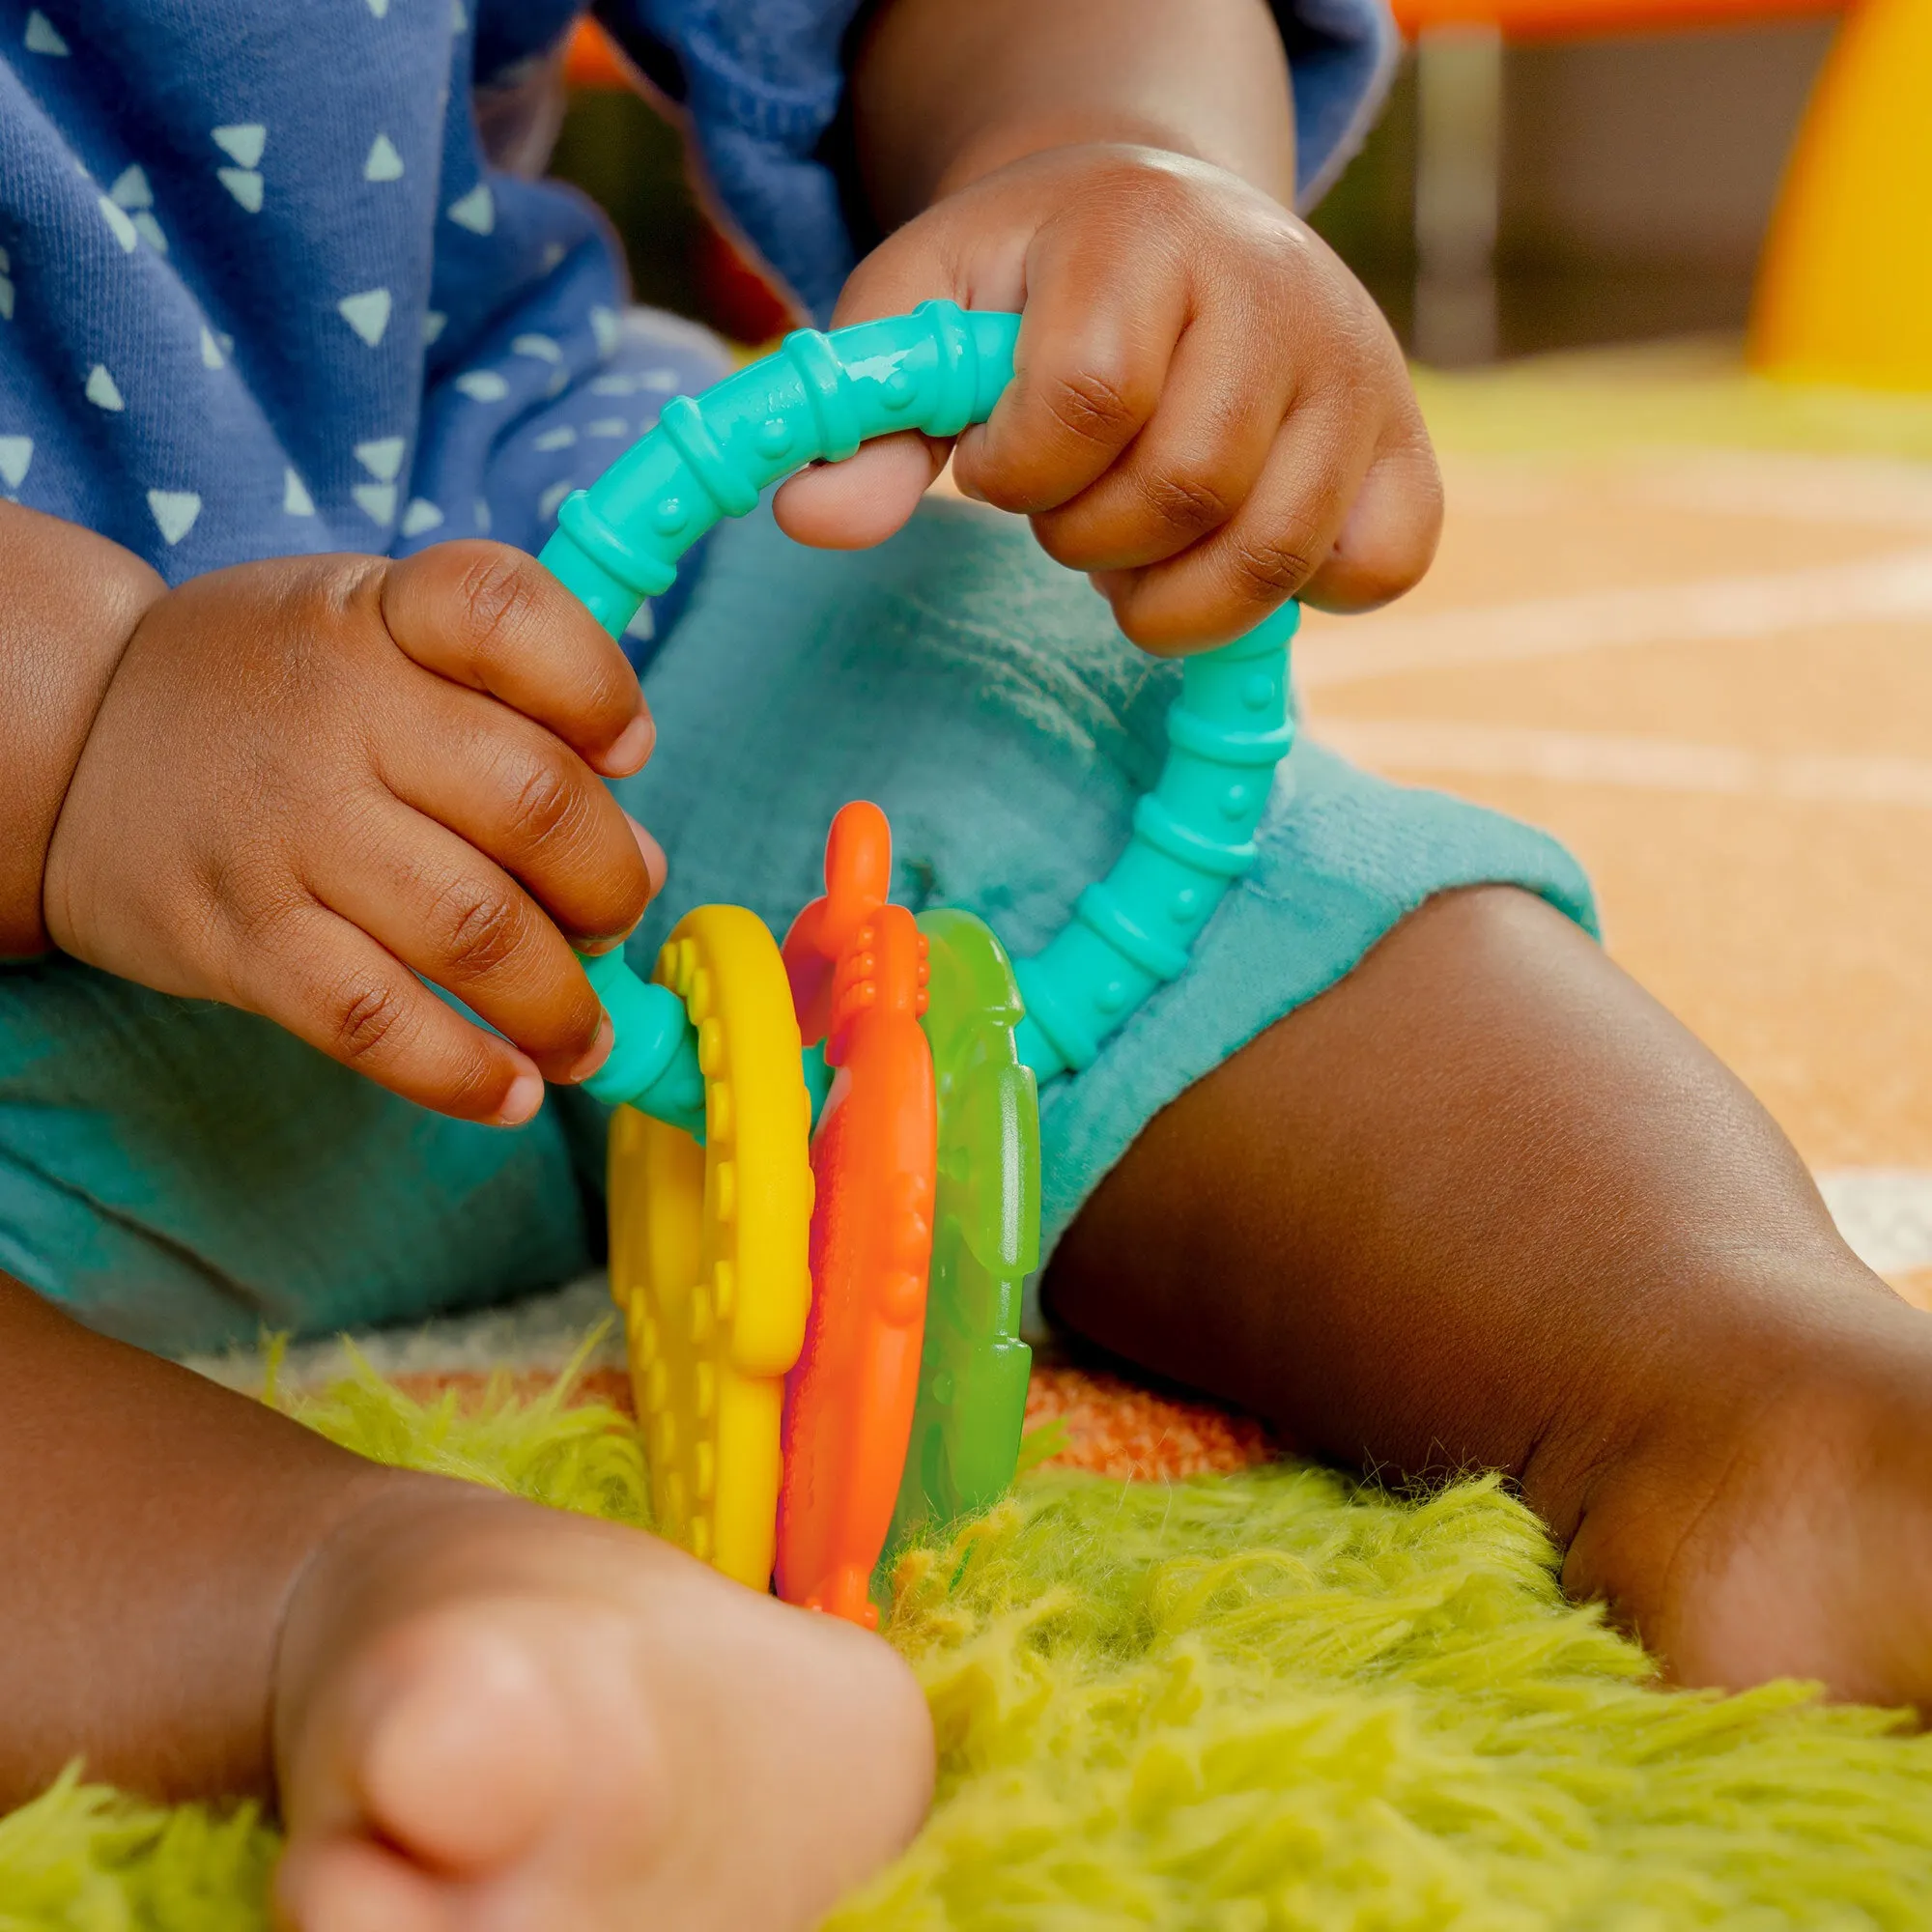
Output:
[
  {"xmin": 1393, "ymin": 0, "xmax": 1839, "ymax": 30},
  {"xmin": 1750, "ymin": 0, "xmax": 1932, "ymax": 390}
]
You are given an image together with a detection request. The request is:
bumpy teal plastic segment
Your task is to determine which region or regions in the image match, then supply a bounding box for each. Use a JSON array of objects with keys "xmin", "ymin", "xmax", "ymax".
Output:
[
  {"xmin": 537, "ymin": 299, "xmax": 1022, "ymax": 641},
  {"xmin": 577, "ymin": 949, "xmax": 706, "ymax": 1138},
  {"xmin": 1012, "ymin": 602, "xmax": 1298, "ymax": 1083},
  {"xmin": 542, "ymin": 300, "xmax": 1022, "ymax": 1124}
]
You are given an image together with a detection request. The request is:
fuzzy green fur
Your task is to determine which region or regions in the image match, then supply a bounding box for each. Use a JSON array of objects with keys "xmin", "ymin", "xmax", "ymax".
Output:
[{"xmin": 7, "ymin": 1341, "xmax": 1932, "ymax": 1929}]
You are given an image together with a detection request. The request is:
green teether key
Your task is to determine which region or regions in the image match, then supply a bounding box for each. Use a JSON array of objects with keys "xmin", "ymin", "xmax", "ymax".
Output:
[{"xmin": 890, "ymin": 908, "xmax": 1040, "ymax": 1546}]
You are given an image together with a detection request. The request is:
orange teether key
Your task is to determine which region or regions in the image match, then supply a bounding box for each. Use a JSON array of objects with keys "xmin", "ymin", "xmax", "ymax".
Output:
[{"xmin": 775, "ymin": 802, "xmax": 937, "ymax": 1628}]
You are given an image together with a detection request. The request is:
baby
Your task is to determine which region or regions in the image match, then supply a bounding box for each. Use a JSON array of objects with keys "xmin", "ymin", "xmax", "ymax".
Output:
[{"xmin": 2, "ymin": 0, "xmax": 1925, "ymax": 1926}]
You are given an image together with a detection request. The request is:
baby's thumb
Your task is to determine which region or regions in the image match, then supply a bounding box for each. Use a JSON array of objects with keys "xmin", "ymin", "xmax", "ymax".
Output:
[
  {"xmin": 771, "ymin": 432, "xmax": 949, "ymax": 551},
  {"xmin": 771, "ymin": 223, "xmax": 1009, "ymax": 551}
]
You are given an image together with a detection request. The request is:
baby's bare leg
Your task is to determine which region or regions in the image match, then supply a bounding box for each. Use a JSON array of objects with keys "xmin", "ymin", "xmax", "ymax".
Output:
[
  {"xmin": 1049, "ymin": 886, "xmax": 1932, "ymax": 1707},
  {"xmin": 0, "ymin": 1280, "xmax": 930, "ymax": 1927}
]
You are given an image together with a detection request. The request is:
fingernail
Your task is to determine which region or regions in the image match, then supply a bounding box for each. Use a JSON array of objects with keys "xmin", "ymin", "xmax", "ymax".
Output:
[
  {"xmin": 494, "ymin": 1064, "xmax": 545, "ymax": 1127},
  {"xmin": 627, "ymin": 814, "xmax": 668, "ymax": 896},
  {"xmin": 605, "ymin": 709, "xmax": 656, "ymax": 776},
  {"xmin": 565, "ymin": 1013, "xmax": 614, "ymax": 1084},
  {"xmin": 579, "ymin": 929, "xmax": 635, "ymax": 957}
]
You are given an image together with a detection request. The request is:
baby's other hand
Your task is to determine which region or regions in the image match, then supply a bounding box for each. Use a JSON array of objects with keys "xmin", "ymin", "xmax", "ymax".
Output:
[
  {"xmin": 43, "ymin": 546, "xmax": 664, "ymax": 1124},
  {"xmin": 776, "ymin": 143, "xmax": 1442, "ymax": 649}
]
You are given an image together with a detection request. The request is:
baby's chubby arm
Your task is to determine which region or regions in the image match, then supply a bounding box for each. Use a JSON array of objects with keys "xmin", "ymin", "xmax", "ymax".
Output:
[
  {"xmin": 0, "ymin": 504, "xmax": 164, "ymax": 958},
  {"xmin": 776, "ymin": 0, "xmax": 1443, "ymax": 650},
  {"xmin": 3, "ymin": 510, "xmax": 660, "ymax": 1122}
]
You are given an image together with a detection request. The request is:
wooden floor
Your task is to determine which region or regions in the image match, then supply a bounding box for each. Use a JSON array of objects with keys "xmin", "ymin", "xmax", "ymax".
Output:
[{"xmin": 1304, "ymin": 355, "xmax": 1932, "ymax": 1303}]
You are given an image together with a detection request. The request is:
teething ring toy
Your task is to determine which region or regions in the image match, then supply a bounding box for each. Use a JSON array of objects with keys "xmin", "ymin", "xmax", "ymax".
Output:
[
  {"xmin": 776, "ymin": 804, "xmax": 937, "ymax": 1626},
  {"xmin": 538, "ymin": 300, "xmax": 1299, "ymax": 1620},
  {"xmin": 892, "ymin": 906, "xmax": 1038, "ymax": 1548},
  {"xmin": 606, "ymin": 907, "xmax": 812, "ymax": 1587}
]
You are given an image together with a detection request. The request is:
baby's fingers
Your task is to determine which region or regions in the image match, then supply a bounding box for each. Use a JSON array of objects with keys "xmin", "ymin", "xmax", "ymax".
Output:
[
  {"xmin": 382, "ymin": 544, "xmax": 653, "ymax": 780},
  {"xmin": 1094, "ymin": 389, "xmax": 1373, "ymax": 652},
  {"xmin": 1298, "ymin": 428, "xmax": 1445, "ymax": 614},
  {"xmin": 224, "ymin": 900, "xmax": 544, "ymax": 1126},
  {"xmin": 1025, "ymin": 300, "xmax": 1290, "ymax": 577},
  {"xmin": 952, "ymin": 209, "xmax": 1186, "ymax": 517},
  {"xmin": 305, "ymin": 804, "xmax": 611, "ymax": 1090},
  {"xmin": 381, "ymin": 688, "xmax": 656, "ymax": 952}
]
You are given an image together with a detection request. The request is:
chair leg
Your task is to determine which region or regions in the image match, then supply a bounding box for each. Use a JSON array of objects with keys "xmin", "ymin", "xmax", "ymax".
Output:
[{"xmin": 1414, "ymin": 22, "xmax": 1506, "ymax": 367}]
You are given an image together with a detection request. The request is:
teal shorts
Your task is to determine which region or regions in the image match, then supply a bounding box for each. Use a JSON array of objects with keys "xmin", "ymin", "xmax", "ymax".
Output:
[{"xmin": 0, "ymin": 503, "xmax": 1596, "ymax": 1354}]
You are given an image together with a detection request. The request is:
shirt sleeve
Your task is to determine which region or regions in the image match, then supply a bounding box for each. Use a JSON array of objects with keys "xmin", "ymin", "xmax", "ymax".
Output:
[{"xmin": 600, "ymin": 0, "xmax": 1400, "ymax": 326}]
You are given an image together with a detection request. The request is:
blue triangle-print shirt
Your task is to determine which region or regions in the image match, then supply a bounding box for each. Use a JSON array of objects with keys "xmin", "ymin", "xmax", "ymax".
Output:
[{"xmin": 0, "ymin": 0, "xmax": 1395, "ymax": 639}]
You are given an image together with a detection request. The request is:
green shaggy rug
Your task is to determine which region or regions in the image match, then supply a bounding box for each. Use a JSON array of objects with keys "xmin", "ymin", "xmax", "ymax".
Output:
[{"xmin": 7, "ymin": 1343, "xmax": 1932, "ymax": 1931}]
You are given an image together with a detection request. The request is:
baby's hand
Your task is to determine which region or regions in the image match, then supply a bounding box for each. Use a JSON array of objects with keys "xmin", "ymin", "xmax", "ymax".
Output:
[
  {"xmin": 777, "ymin": 143, "xmax": 1442, "ymax": 649},
  {"xmin": 43, "ymin": 546, "xmax": 661, "ymax": 1124}
]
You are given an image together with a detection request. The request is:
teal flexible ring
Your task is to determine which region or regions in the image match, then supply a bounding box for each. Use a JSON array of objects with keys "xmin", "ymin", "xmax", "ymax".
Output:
[
  {"xmin": 1012, "ymin": 606, "xmax": 1296, "ymax": 1081},
  {"xmin": 539, "ymin": 299, "xmax": 1021, "ymax": 639},
  {"xmin": 536, "ymin": 301, "xmax": 1297, "ymax": 1117}
]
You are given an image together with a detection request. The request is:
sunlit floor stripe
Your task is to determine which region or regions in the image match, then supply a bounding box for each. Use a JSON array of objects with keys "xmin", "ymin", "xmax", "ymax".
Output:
[
  {"xmin": 1623, "ymin": 452, "xmax": 1932, "ymax": 530},
  {"xmin": 1314, "ymin": 716, "xmax": 1932, "ymax": 810},
  {"xmin": 1298, "ymin": 547, "xmax": 1932, "ymax": 690}
]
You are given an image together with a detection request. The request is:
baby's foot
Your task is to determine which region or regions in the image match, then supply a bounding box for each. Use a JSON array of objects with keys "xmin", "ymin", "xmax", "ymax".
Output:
[
  {"xmin": 1566, "ymin": 1279, "xmax": 1932, "ymax": 1712},
  {"xmin": 271, "ymin": 1482, "xmax": 932, "ymax": 1930}
]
